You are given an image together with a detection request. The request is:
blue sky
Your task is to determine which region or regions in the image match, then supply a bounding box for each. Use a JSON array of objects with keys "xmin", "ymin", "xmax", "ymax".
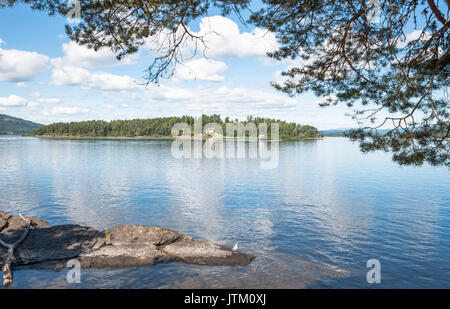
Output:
[{"xmin": 0, "ymin": 3, "xmax": 380, "ymax": 129}]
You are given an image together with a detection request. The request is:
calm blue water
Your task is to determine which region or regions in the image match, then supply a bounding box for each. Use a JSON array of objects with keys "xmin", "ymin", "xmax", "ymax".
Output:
[{"xmin": 0, "ymin": 135, "xmax": 449, "ymax": 288}]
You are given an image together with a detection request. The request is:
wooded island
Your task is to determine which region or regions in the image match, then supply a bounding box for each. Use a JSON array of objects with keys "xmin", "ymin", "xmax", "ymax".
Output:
[{"xmin": 32, "ymin": 115, "xmax": 323, "ymax": 139}]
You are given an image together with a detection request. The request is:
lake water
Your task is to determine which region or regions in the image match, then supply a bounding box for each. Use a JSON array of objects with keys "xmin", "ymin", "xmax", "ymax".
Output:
[{"xmin": 0, "ymin": 135, "xmax": 449, "ymax": 288}]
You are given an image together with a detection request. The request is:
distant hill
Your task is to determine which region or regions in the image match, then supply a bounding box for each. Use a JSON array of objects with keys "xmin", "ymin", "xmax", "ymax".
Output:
[
  {"xmin": 320, "ymin": 128, "xmax": 391, "ymax": 137},
  {"xmin": 320, "ymin": 129, "xmax": 349, "ymax": 137},
  {"xmin": 0, "ymin": 114, "xmax": 42, "ymax": 135}
]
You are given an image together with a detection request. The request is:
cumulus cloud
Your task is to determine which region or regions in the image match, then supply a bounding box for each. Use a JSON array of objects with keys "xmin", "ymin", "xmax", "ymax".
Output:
[
  {"xmin": 191, "ymin": 16, "xmax": 279, "ymax": 58},
  {"xmin": 51, "ymin": 65, "xmax": 138, "ymax": 91},
  {"xmin": 43, "ymin": 106, "xmax": 89, "ymax": 115},
  {"xmin": 398, "ymin": 30, "xmax": 431, "ymax": 48},
  {"xmin": 0, "ymin": 95, "xmax": 27, "ymax": 107},
  {"xmin": 50, "ymin": 65, "xmax": 92, "ymax": 86},
  {"xmin": 16, "ymin": 82, "xmax": 28, "ymax": 88},
  {"xmin": 29, "ymin": 92, "xmax": 41, "ymax": 98},
  {"xmin": 175, "ymin": 58, "xmax": 227, "ymax": 81},
  {"xmin": 86, "ymin": 72, "xmax": 138, "ymax": 90},
  {"xmin": 135, "ymin": 84, "xmax": 297, "ymax": 116},
  {"xmin": 37, "ymin": 97, "xmax": 61, "ymax": 104},
  {"xmin": 48, "ymin": 41, "xmax": 141, "ymax": 91},
  {"xmin": 144, "ymin": 16, "xmax": 278, "ymax": 61},
  {"xmin": 144, "ymin": 84, "xmax": 194, "ymax": 101},
  {"xmin": 27, "ymin": 101, "xmax": 40, "ymax": 109},
  {"xmin": 51, "ymin": 41, "xmax": 137, "ymax": 69},
  {"xmin": 183, "ymin": 86, "xmax": 297, "ymax": 113},
  {"xmin": 0, "ymin": 42, "xmax": 49, "ymax": 82}
]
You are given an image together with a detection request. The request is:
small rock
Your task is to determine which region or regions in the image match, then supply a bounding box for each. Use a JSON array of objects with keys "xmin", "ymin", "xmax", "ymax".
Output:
[
  {"xmin": 0, "ymin": 211, "xmax": 11, "ymax": 231},
  {"xmin": 162, "ymin": 237, "xmax": 255, "ymax": 266}
]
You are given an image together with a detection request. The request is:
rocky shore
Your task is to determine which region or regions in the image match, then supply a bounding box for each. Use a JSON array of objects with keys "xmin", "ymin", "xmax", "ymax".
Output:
[{"xmin": 0, "ymin": 211, "xmax": 254, "ymax": 271}]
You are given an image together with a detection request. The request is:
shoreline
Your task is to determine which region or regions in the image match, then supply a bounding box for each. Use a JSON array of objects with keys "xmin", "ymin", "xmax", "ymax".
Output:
[{"xmin": 26, "ymin": 135, "xmax": 324, "ymax": 141}]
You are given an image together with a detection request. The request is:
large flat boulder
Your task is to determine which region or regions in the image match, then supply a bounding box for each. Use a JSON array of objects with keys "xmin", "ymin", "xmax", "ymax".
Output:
[
  {"xmin": 0, "ymin": 212, "xmax": 254, "ymax": 269},
  {"xmin": 80, "ymin": 225, "xmax": 254, "ymax": 267}
]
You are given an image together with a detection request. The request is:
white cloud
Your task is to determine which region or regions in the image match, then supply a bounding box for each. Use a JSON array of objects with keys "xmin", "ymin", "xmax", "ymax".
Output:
[
  {"xmin": 144, "ymin": 16, "xmax": 279, "ymax": 61},
  {"xmin": 398, "ymin": 30, "xmax": 431, "ymax": 48},
  {"xmin": 52, "ymin": 41, "xmax": 137, "ymax": 69},
  {"xmin": 29, "ymin": 92, "xmax": 41, "ymax": 98},
  {"xmin": 51, "ymin": 65, "xmax": 138, "ymax": 91},
  {"xmin": 44, "ymin": 106, "xmax": 89, "ymax": 115},
  {"xmin": 86, "ymin": 72, "xmax": 138, "ymax": 90},
  {"xmin": 175, "ymin": 58, "xmax": 227, "ymax": 81},
  {"xmin": 0, "ymin": 44, "xmax": 49, "ymax": 82},
  {"xmin": 273, "ymin": 66, "xmax": 295, "ymax": 84},
  {"xmin": 145, "ymin": 84, "xmax": 194, "ymax": 101},
  {"xmin": 16, "ymin": 82, "xmax": 28, "ymax": 88},
  {"xmin": 27, "ymin": 101, "xmax": 40, "ymax": 109},
  {"xmin": 192, "ymin": 16, "xmax": 279, "ymax": 58},
  {"xmin": 50, "ymin": 65, "xmax": 92, "ymax": 86},
  {"xmin": 100, "ymin": 103, "xmax": 115, "ymax": 109},
  {"xmin": 136, "ymin": 84, "xmax": 297, "ymax": 116},
  {"xmin": 183, "ymin": 86, "xmax": 297, "ymax": 114},
  {"xmin": 0, "ymin": 95, "xmax": 27, "ymax": 107},
  {"xmin": 37, "ymin": 97, "xmax": 61, "ymax": 104}
]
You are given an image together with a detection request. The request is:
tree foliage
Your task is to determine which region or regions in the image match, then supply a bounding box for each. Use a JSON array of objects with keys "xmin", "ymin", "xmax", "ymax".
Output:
[
  {"xmin": 32, "ymin": 115, "xmax": 322, "ymax": 139},
  {"xmin": 1, "ymin": 0, "xmax": 249, "ymax": 83},
  {"xmin": 3, "ymin": 0, "xmax": 449, "ymax": 165},
  {"xmin": 251, "ymin": 0, "xmax": 449, "ymax": 166}
]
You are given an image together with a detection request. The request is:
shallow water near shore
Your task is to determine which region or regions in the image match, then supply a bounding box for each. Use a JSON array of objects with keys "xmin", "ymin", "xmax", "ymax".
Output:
[{"xmin": 1, "ymin": 135, "xmax": 449, "ymax": 288}]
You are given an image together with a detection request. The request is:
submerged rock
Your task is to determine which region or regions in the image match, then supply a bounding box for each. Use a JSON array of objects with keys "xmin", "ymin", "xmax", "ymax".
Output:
[{"xmin": 0, "ymin": 213, "xmax": 254, "ymax": 270}]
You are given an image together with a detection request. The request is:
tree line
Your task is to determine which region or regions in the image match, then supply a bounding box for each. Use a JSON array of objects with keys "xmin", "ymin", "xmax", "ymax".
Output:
[{"xmin": 32, "ymin": 115, "xmax": 322, "ymax": 139}]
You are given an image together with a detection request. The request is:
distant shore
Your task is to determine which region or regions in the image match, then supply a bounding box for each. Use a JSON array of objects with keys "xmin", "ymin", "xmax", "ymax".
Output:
[
  {"xmin": 27, "ymin": 135, "xmax": 175, "ymax": 141},
  {"xmin": 28, "ymin": 134, "xmax": 324, "ymax": 141}
]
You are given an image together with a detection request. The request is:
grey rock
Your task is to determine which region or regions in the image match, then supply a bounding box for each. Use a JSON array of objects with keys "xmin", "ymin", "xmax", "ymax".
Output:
[
  {"xmin": 0, "ymin": 212, "xmax": 254, "ymax": 270},
  {"xmin": 79, "ymin": 244, "xmax": 174, "ymax": 268},
  {"xmin": 1, "ymin": 225, "xmax": 105, "ymax": 266},
  {"xmin": 0, "ymin": 211, "xmax": 11, "ymax": 232},
  {"xmin": 107, "ymin": 225, "xmax": 181, "ymax": 246},
  {"xmin": 0, "ymin": 213, "xmax": 50, "ymax": 244},
  {"xmin": 162, "ymin": 237, "xmax": 255, "ymax": 266}
]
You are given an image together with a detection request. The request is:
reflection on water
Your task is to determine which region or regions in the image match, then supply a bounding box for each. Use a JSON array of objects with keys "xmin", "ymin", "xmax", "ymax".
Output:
[{"xmin": 1, "ymin": 136, "xmax": 449, "ymax": 288}]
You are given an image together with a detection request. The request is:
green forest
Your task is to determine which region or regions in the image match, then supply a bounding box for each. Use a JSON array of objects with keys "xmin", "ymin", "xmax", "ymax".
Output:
[{"xmin": 32, "ymin": 115, "xmax": 323, "ymax": 139}]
